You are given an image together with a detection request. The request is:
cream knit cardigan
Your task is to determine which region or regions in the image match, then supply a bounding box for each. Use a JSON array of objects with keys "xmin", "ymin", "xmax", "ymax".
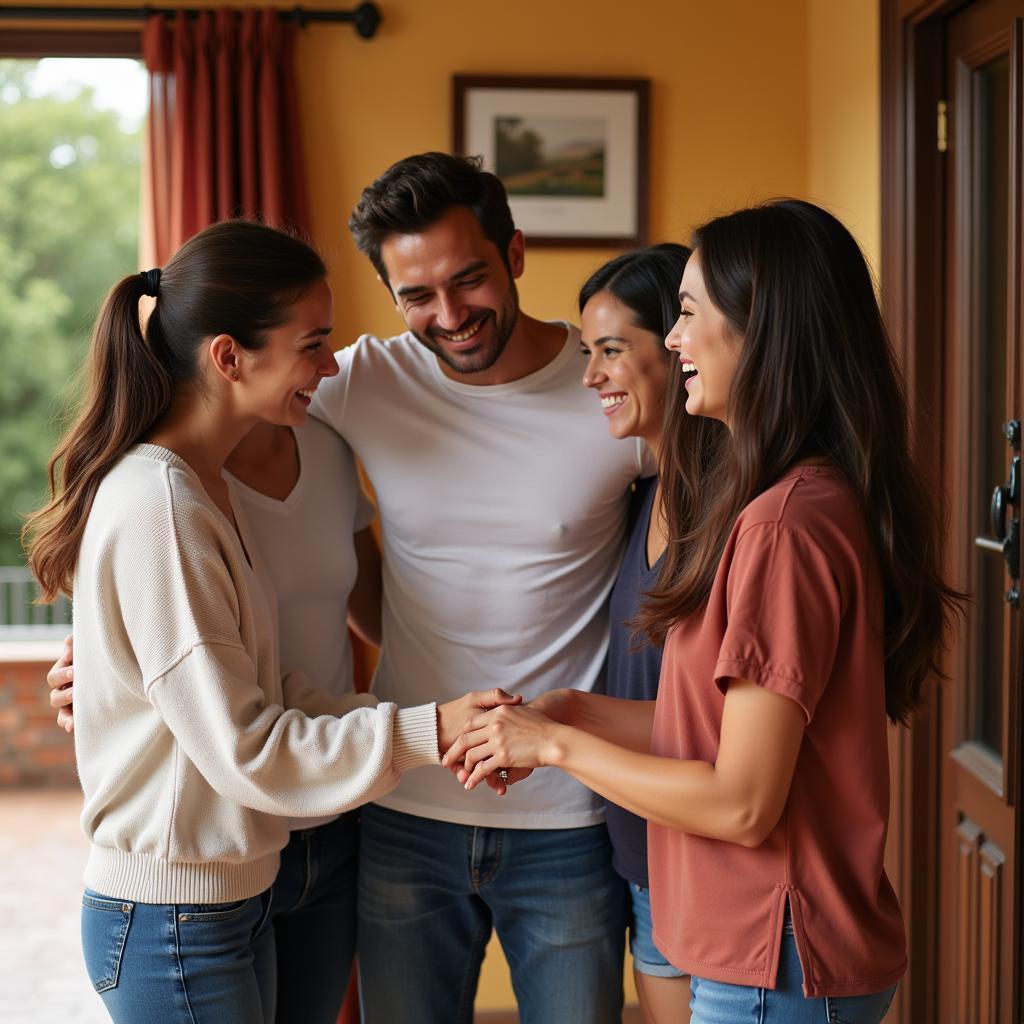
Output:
[{"xmin": 73, "ymin": 445, "xmax": 439, "ymax": 904}]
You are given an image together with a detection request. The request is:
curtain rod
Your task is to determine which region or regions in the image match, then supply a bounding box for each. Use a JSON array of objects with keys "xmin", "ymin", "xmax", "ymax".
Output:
[{"xmin": 0, "ymin": 2, "xmax": 382, "ymax": 37}]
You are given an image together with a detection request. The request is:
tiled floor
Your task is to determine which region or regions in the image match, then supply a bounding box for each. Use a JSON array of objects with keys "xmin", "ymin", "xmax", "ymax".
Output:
[
  {"xmin": 0, "ymin": 789, "xmax": 107, "ymax": 1023},
  {"xmin": 0, "ymin": 790, "xmax": 646, "ymax": 1024}
]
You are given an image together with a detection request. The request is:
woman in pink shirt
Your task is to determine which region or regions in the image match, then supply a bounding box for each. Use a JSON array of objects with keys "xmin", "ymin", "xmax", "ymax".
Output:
[{"xmin": 446, "ymin": 200, "xmax": 962, "ymax": 1023}]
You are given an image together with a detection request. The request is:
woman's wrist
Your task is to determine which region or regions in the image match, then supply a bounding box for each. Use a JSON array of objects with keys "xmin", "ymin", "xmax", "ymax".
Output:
[
  {"xmin": 533, "ymin": 687, "xmax": 575, "ymax": 726},
  {"xmin": 435, "ymin": 699, "xmax": 457, "ymax": 755},
  {"xmin": 542, "ymin": 721, "xmax": 572, "ymax": 768}
]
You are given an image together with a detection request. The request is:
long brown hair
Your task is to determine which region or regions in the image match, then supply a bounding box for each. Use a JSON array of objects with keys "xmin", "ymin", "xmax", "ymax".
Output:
[
  {"xmin": 23, "ymin": 219, "xmax": 326, "ymax": 601},
  {"xmin": 638, "ymin": 199, "xmax": 963, "ymax": 724}
]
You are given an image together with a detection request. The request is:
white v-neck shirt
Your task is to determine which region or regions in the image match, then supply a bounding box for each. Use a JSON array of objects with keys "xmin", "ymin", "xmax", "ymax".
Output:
[
  {"xmin": 226, "ymin": 419, "xmax": 376, "ymax": 830},
  {"xmin": 226, "ymin": 418, "xmax": 375, "ymax": 701}
]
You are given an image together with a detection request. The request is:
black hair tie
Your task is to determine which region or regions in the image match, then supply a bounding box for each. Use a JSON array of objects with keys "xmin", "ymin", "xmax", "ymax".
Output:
[{"xmin": 140, "ymin": 268, "xmax": 162, "ymax": 297}]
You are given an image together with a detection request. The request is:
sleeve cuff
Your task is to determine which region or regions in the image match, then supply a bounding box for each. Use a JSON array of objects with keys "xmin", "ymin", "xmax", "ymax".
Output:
[
  {"xmin": 714, "ymin": 657, "xmax": 814, "ymax": 724},
  {"xmin": 392, "ymin": 703, "xmax": 440, "ymax": 772}
]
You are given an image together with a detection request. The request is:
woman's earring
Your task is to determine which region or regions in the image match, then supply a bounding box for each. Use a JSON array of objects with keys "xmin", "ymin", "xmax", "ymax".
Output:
[{"xmin": 230, "ymin": 371, "xmax": 240, "ymax": 381}]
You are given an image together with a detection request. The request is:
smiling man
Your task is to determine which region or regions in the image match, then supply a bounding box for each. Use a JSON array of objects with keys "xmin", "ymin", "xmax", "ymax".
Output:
[
  {"xmin": 384, "ymin": 206, "xmax": 525, "ymax": 378},
  {"xmin": 310, "ymin": 153, "xmax": 651, "ymax": 1024}
]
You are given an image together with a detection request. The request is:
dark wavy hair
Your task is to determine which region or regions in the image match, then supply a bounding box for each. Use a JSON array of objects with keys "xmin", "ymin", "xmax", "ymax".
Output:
[
  {"xmin": 637, "ymin": 199, "xmax": 964, "ymax": 724},
  {"xmin": 348, "ymin": 152, "xmax": 516, "ymax": 287}
]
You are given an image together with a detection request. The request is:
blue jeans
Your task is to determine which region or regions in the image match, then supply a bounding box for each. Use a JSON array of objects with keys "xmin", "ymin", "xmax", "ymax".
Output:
[
  {"xmin": 81, "ymin": 887, "xmax": 276, "ymax": 1023},
  {"xmin": 689, "ymin": 919, "xmax": 897, "ymax": 1024},
  {"xmin": 271, "ymin": 811, "xmax": 359, "ymax": 1024},
  {"xmin": 357, "ymin": 805, "xmax": 627, "ymax": 1024}
]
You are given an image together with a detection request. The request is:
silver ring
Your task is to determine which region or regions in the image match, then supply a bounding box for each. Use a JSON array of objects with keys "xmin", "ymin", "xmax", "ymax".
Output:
[{"xmin": 498, "ymin": 769, "xmax": 509, "ymax": 782}]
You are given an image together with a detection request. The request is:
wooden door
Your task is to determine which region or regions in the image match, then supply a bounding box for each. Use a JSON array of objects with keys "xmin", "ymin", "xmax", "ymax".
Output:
[{"xmin": 940, "ymin": 2, "xmax": 1023, "ymax": 1020}]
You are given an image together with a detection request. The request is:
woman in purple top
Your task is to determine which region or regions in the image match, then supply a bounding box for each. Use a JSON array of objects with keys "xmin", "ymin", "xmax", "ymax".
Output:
[{"xmin": 576, "ymin": 246, "xmax": 720, "ymax": 1024}]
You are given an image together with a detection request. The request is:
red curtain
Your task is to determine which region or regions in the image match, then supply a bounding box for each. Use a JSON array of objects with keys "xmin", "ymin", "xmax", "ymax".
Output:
[{"xmin": 142, "ymin": 8, "xmax": 309, "ymax": 264}]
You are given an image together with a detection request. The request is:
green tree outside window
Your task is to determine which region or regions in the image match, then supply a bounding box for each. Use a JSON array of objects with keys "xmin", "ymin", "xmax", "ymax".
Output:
[{"xmin": 0, "ymin": 59, "xmax": 142, "ymax": 567}]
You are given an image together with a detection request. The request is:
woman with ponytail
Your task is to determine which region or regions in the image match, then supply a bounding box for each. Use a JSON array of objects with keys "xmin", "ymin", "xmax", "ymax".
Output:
[
  {"xmin": 24, "ymin": 219, "xmax": 516, "ymax": 1023},
  {"xmin": 446, "ymin": 200, "xmax": 964, "ymax": 1022}
]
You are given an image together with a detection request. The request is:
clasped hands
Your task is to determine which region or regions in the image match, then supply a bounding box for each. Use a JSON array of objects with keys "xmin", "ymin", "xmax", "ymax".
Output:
[
  {"xmin": 438, "ymin": 689, "xmax": 570, "ymax": 796},
  {"xmin": 49, "ymin": 635, "xmax": 565, "ymax": 798}
]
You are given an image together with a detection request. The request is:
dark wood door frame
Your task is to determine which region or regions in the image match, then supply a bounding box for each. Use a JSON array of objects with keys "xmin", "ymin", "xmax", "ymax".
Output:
[
  {"xmin": 881, "ymin": 4, "xmax": 958, "ymax": 1023},
  {"xmin": 882, "ymin": 2, "xmax": 1024, "ymax": 1020}
]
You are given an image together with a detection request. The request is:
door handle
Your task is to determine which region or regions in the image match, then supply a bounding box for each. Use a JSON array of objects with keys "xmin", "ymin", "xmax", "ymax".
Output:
[
  {"xmin": 1002, "ymin": 518, "xmax": 1020, "ymax": 581},
  {"xmin": 976, "ymin": 535, "xmax": 1005, "ymax": 554},
  {"xmin": 983, "ymin": 427, "xmax": 1021, "ymax": 604},
  {"xmin": 974, "ymin": 528, "xmax": 1021, "ymax": 606}
]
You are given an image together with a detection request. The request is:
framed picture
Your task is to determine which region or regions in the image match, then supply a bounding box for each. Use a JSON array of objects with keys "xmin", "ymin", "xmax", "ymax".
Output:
[{"xmin": 452, "ymin": 75, "xmax": 649, "ymax": 248}]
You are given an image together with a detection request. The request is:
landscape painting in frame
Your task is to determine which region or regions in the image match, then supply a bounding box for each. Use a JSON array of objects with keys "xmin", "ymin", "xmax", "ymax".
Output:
[{"xmin": 453, "ymin": 76, "xmax": 649, "ymax": 247}]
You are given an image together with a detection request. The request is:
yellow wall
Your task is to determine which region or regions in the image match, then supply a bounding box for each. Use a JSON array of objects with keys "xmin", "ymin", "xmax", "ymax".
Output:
[
  {"xmin": 8, "ymin": 0, "xmax": 879, "ymax": 332},
  {"xmin": 806, "ymin": 0, "xmax": 880, "ymax": 275},
  {"xmin": 295, "ymin": 0, "xmax": 810, "ymax": 342}
]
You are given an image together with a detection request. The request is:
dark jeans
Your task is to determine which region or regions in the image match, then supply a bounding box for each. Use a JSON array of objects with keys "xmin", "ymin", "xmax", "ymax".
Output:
[
  {"xmin": 271, "ymin": 811, "xmax": 359, "ymax": 1024},
  {"xmin": 357, "ymin": 805, "xmax": 628, "ymax": 1024}
]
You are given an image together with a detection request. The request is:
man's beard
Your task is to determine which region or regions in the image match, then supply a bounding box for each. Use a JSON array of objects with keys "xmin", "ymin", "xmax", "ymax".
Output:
[{"xmin": 413, "ymin": 283, "xmax": 520, "ymax": 376}]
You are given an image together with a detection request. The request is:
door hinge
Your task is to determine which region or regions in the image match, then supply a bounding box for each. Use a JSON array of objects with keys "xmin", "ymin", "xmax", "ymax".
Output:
[{"xmin": 937, "ymin": 100, "xmax": 948, "ymax": 153}]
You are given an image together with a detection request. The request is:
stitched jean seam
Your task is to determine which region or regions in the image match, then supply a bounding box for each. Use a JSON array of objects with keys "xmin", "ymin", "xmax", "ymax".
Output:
[
  {"xmin": 253, "ymin": 887, "xmax": 274, "ymax": 939},
  {"xmin": 82, "ymin": 896, "xmax": 133, "ymax": 992},
  {"xmin": 172, "ymin": 904, "xmax": 199, "ymax": 1024},
  {"xmin": 176, "ymin": 899, "xmax": 249, "ymax": 924},
  {"xmin": 456, "ymin": 912, "xmax": 491, "ymax": 1024},
  {"xmin": 825, "ymin": 986, "xmax": 898, "ymax": 1024},
  {"xmin": 296, "ymin": 830, "xmax": 316, "ymax": 908}
]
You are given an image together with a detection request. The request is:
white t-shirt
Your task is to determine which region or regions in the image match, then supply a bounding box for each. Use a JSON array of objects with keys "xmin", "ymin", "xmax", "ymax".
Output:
[
  {"xmin": 226, "ymin": 418, "xmax": 376, "ymax": 830},
  {"xmin": 311, "ymin": 325, "xmax": 650, "ymax": 828}
]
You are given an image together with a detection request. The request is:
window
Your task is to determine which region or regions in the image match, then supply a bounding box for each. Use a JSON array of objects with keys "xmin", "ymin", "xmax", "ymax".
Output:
[{"xmin": 0, "ymin": 46, "xmax": 146, "ymax": 636}]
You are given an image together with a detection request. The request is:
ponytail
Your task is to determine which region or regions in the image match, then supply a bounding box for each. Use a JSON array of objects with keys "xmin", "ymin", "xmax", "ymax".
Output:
[
  {"xmin": 24, "ymin": 218, "xmax": 327, "ymax": 601},
  {"xmin": 24, "ymin": 274, "xmax": 173, "ymax": 600}
]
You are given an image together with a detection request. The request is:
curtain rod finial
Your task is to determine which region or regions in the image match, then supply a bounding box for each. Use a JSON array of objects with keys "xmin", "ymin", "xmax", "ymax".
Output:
[{"xmin": 354, "ymin": 1, "xmax": 381, "ymax": 39}]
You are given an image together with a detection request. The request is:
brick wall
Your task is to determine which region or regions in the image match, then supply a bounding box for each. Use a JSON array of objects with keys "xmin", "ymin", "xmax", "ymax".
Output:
[
  {"xmin": 0, "ymin": 635, "xmax": 371, "ymax": 790},
  {"xmin": 0, "ymin": 644, "xmax": 76, "ymax": 788}
]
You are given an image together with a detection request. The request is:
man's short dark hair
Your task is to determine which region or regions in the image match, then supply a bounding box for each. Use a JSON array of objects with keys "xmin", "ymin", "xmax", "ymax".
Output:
[{"xmin": 348, "ymin": 152, "xmax": 517, "ymax": 286}]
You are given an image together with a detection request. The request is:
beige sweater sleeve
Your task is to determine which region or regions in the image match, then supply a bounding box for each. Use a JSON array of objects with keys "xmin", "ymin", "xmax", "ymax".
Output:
[
  {"xmin": 107, "ymin": 456, "xmax": 439, "ymax": 820},
  {"xmin": 281, "ymin": 666, "xmax": 441, "ymax": 776},
  {"xmin": 147, "ymin": 642, "xmax": 439, "ymax": 819}
]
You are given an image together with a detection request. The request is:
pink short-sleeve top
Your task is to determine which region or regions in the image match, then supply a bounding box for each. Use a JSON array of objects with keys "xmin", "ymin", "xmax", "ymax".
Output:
[{"xmin": 647, "ymin": 465, "xmax": 906, "ymax": 998}]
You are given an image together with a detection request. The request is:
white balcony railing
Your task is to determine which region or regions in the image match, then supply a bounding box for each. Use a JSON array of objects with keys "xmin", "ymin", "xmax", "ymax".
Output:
[{"xmin": 0, "ymin": 566, "xmax": 71, "ymax": 640}]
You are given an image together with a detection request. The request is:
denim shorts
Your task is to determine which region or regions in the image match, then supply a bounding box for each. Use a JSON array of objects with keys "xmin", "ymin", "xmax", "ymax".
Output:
[{"xmin": 627, "ymin": 882, "xmax": 686, "ymax": 979}]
